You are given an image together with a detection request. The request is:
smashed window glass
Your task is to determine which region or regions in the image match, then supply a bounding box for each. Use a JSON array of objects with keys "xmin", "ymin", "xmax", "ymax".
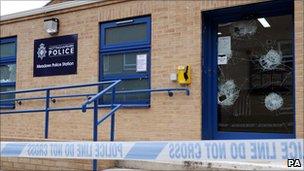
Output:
[
  {"xmin": 259, "ymin": 49, "xmax": 283, "ymax": 70},
  {"xmin": 230, "ymin": 21, "xmax": 258, "ymax": 39},
  {"xmin": 218, "ymin": 80, "xmax": 240, "ymax": 106},
  {"xmin": 0, "ymin": 64, "xmax": 16, "ymax": 83},
  {"xmin": 217, "ymin": 14, "xmax": 293, "ymax": 133},
  {"xmin": 264, "ymin": 92, "xmax": 284, "ymax": 111}
]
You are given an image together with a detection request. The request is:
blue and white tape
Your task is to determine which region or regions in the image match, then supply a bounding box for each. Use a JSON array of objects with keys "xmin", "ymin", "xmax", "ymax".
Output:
[{"xmin": 1, "ymin": 139, "xmax": 303, "ymax": 162}]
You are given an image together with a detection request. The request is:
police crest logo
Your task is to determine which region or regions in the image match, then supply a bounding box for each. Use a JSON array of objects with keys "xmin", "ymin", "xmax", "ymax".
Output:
[{"xmin": 37, "ymin": 43, "xmax": 47, "ymax": 60}]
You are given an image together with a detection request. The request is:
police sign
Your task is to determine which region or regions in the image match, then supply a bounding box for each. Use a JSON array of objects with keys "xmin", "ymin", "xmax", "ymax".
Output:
[{"xmin": 33, "ymin": 34, "xmax": 78, "ymax": 76}]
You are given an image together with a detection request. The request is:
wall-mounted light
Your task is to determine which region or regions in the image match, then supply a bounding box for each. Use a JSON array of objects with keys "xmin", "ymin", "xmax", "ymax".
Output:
[
  {"xmin": 44, "ymin": 18, "xmax": 59, "ymax": 35},
  {"xmin": 257, "ymin": 18, "xmax": 270, "ymax": 28}
]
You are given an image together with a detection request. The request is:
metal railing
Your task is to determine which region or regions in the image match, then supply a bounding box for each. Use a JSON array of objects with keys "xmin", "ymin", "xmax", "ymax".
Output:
[
  {"xmin": 0, "ymin": 80, "xmax": 122, "ymax": 139},
  {"xmin": 0, "ymin": 81, "xmax": 190, "ymax": 171}
]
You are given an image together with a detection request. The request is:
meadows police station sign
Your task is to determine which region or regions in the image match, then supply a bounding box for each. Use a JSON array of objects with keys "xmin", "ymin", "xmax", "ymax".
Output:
[{"xmin": 34, "ymin": 34, "xmax": 78, "ymax": 77}]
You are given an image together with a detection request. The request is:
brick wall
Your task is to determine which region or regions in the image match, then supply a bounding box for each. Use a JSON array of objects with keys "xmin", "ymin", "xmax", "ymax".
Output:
[
  {"xmin": 0, "ymin": 138, "xmax": 115, "ymax": 170},
  {"xmin": 1, "ymin": 158, "xmax": 94, "ymax": 171},
  {"xmin": 0, "ymin": 0, "xmax": 303, "ymax": 143},
  {"xmin": 294, "ymin": 0, "xmax": 304, "ymax": 138},
  {"xmin": 0, "ymin": 0, "xmax": 303, "ymax": 170}
]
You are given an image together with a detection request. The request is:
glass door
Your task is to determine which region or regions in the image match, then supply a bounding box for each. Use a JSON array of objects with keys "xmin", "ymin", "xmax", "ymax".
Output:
[
  {"xmin": 217, "ymin": 15, "xmax": 293, "ymax": 134},
  {"xmin": 202, "ymin": 0, "xmax": 294, "ymax": 139}
]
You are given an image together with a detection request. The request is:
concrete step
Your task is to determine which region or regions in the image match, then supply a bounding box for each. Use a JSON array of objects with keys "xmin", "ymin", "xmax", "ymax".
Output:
[
  {"xmin": 117, "ymin": 160, "xmax": 228, "ymax": 170},
  {"xmin": 115, "ymin": 160, "xmax": 292, "ymax": 171}
]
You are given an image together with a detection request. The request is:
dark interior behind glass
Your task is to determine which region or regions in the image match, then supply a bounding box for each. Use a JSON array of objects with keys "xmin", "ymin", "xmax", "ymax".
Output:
[{"xmin": 217, "ymin": 15, "xmax": 293, "ymax": 133}]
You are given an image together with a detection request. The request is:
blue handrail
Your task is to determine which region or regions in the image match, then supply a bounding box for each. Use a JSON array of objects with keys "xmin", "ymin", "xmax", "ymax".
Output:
[
  {"xmin": 0, "ymin": 88, "xmax": 189, "ymax": 105},
  {"xmin": 0, "ymin": 81, "xmax": 190, "ymax": 171},
  {"xmin": 0, "ymin": 81, "xmax": 117, "ymax": 95},
  {"xmin": 97, "ymin": 104, "xmax": 122, "ymax": 125},
  {"xmin": 81, "ymin": 80, "xmax": 121, "ymax": 112},
  {"xmin": 0, "ymin": 80, "xmax": 121, "ymax": 138}
]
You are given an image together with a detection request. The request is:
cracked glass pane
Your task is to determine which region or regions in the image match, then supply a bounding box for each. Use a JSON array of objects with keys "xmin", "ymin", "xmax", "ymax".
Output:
[
  {"xmin": 0, "ymin": 63, "xmax": 16, "ymax": 83},
  {"xmin": 217, "ymin": 14, "xmax": 293, "ymax": 133}
]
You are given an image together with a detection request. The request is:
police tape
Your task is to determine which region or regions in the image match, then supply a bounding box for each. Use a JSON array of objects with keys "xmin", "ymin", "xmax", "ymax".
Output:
[{"xmin": 1, "ymin": 139, "xmax": 303, "ymax": 162}]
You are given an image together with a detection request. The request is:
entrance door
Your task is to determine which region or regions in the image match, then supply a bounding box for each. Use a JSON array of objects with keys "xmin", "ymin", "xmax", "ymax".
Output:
[{"xmin": 202, "ymin": 0, "xmax": 295, "ymax": 139}]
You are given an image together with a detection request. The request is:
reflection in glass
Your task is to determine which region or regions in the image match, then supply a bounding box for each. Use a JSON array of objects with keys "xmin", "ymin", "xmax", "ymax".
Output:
[
  {"xmin": 217, "ymin": 15, "xmax": 293, "ymax": 133},
  {"xmin": 0, "ymin": 86, "xmax": 15, "ymax": 101},
  {"xmin": 102, "ymin": 79, "xmax": 149, "ymax": 104},
  {"xmin": 103, "ymin": 52, "xmax": 147, "ymax": 75},
  {"xmin": 0, "ymin": 42, "xmax": 16, "ymax": 57},
  {"xmin": 105, "ymin": 24, "xmax": 147, "ymax": 45}
]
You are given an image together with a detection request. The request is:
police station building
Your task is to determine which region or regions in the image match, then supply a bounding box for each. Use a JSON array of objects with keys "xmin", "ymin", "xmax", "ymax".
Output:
[{"xmin": 0, "ymin": 0, "xmax": 303, "ymax": 170}]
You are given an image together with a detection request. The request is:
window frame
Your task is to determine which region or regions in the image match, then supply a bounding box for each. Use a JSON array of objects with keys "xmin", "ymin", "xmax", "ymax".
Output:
[
  {"xmin": 99, "ymin": 16, "xmax": 151, "ymax": 106},
  {"xmin": 100, "ymin": 16, "xmax": 151, "ymax": 53},
  {"xmin": 0, "ymin": 36, "xmax": 17, "ymax": 109}
]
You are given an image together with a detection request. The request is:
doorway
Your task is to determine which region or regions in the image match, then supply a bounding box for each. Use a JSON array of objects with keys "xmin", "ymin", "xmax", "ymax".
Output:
[{"xmin": 202, "ymin": 0, "xmax": 295, "ymax": 139}]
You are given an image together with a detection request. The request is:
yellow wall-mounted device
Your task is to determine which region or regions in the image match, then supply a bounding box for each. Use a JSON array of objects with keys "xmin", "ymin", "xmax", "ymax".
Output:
[{"xmin": 177, "ymin": 65, "xmax": 191, "ymax": 85}]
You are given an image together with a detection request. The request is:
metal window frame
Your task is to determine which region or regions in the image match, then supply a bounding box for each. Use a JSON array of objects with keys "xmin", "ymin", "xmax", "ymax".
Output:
[
  {"xmin": 0, "ymin": 36, "xmax": 17, "ymax": 109},
  {"xmin": 202, "ymin": 0, "xmax": 295, "ymax": 140},
  {"xmin": 99, "ymin": 15, "xmax": 151, "ymax": 106},
  {"xmin": 100, "ymin": 15, "xmax": 151, "ymax": 52}
]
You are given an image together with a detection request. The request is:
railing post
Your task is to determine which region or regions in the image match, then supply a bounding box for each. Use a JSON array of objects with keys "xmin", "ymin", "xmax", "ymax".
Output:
[
  {"xmin": 93, "ymin": 100, "xmax": 98, "ymax": 171},
  {"xmin": 44, "ymin": 90, "xmax": 50, "ymax": 139},
  {"xmin": 110, "ymin": 87, "xmax": 115, "ymax": 141}
]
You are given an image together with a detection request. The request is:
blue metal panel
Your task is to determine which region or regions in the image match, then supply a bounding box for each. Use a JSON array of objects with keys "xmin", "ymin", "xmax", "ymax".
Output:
[
  {"xmin": 100, "ymin": 44, "xmax": 150, "ymax": 53},
  {"xmin": 102, "ymin": 75, "xmax": 149, "ymax": 80},
  {"xmin": 208, "ymin": 0, "xmax": 293, "ymax": 23},
  {"xmin": 0, "ymin": 56, "xmax": 16, "ymax": 64},
  {"xmin": 202, "ymin": 13, "xmax": 217, "ymax": 140},
  {"xmin": 202, "ymin": 0, "xmax": 295, "ymax": 140},
  {"xmin": 215, "ymin": 131, "xmax": 293, "ymax": 139},
  {"xmin": 0, "ymin": 36, "xmax": 16, "ymax": 43},
  {"xmin": 0, "ymin": 82, "xmax": 16, "ymax": 87},
  {"xmin": 289, "ymin": 10, "xmax": 296, "ymax": 139}
]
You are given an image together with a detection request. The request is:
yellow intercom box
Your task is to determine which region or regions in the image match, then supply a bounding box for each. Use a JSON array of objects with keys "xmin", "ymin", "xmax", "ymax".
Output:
[{"xmin": 177, "ymin": 65, "xmax": 191, "ymax": 85}]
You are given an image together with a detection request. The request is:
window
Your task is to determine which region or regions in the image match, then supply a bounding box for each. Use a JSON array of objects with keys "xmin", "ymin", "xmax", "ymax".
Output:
[
  {"xmin": 0, "ymin": 37, "xmax": 17, "ymax": 108},
  {"xmin": 217, "ymin": 15, "xmax": 294, "ymax": 134},
  {"xmin": 100, "ymin": 16, "xmax": 151, "ymax": 105}
]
